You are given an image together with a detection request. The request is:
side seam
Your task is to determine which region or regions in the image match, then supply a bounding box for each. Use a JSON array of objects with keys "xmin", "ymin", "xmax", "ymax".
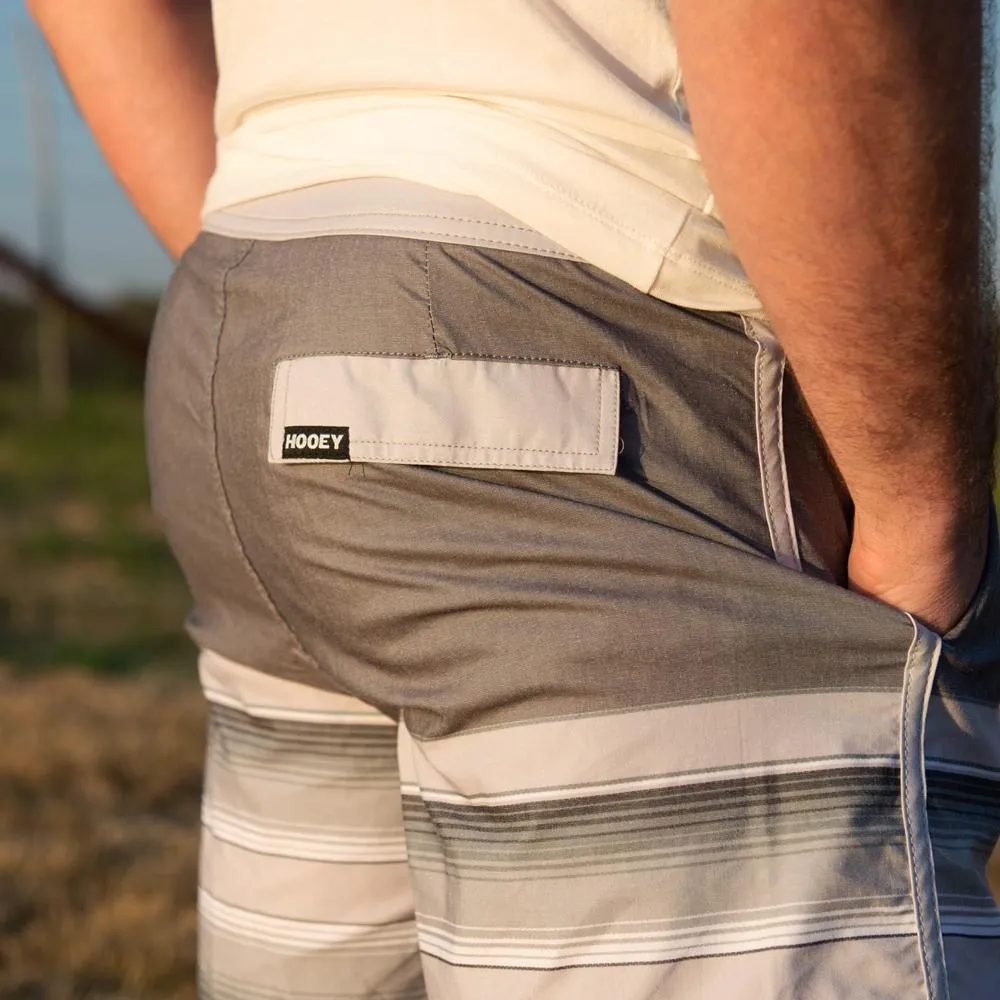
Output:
[
  {"xmin": 206, "ymin": 240, "xmax": 329, "ymax": 681},
  {"xmin": 741, "ymin": 315, "xmax": 802, "ymax": 571},
  {"xmin": 901, "ymin": 616, "xmax": 950, "ymax": 1000}
]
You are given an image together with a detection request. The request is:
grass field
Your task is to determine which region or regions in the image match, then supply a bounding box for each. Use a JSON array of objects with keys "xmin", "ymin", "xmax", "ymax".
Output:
[
  {"xmin": 1, "ymin": 385, "xmax": 201, "ymax": 998},
  {"xmin": 0, "ymin": 668, "xmax": 202, "ymax": 1000},
  {"xmin": 0, "ymin": 386, "xmax": 191, "ymax": 675},
  {"xmin": 0, "ymin": 383, "xmax": 997, "ymax": 998}
]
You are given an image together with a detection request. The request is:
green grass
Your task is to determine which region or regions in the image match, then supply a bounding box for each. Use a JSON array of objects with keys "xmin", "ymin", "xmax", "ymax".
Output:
[{"xmin": 0, "ymin": 385, "xmax": 193, "ymax": 674}]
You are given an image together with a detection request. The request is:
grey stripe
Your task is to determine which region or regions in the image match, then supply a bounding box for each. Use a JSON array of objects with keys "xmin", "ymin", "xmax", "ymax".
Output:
[
  {"xmin": 206, "ymin": 704, "xmax": 400, "ymax": 787},
  {"xmin": 402, "ymin": 767, "xmax": 904, "ymax": 882},
  {"xmin": 199, "ymin": 932, "xmax": 425, "ymax": 1000},
  {"xmin": 403, "ymin": 765, "xmax": 901, "ymax": 824},
  {"xmin": 207, "ymin": 746, "xmax": 401, "ymax": 788},
  {"xmin": 211, "ymin": 703, "xmax": 399, "ymax": 752}
]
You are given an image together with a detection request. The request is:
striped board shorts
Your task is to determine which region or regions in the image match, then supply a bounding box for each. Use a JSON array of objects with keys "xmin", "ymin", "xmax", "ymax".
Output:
[{"xmin": 146, "ymin": 185, "xmax": 1000, "ymax": 1000}]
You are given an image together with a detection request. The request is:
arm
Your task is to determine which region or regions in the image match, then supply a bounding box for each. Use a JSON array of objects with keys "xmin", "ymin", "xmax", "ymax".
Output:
[
  {"xmin": 671, "ymin": 0, "xmax": 996, "ymax": 631},
  {"xmin": 28, "ymin": 0, "xmax": 218, "ymax": 259}
]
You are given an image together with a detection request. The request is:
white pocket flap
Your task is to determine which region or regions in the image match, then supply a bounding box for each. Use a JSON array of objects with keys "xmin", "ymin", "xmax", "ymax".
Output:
[{"xmin": 269, "ymin": 354, "xmax": 620, "ymax": 474}]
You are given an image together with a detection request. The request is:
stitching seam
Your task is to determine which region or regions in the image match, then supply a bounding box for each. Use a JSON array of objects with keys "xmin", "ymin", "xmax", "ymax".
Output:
[
  {"xmin": 272, "ymin": 350, "xmax": 616, "ymax": 369},
  {"xmin": 424, "ymin": 242, "xmax": 445, "ymax": 357},
  {"xmin": 742, "ymin": 316, "xmax": 802, "ymax": 572},
  {"xmin": 346, "ymin": 441, "xmax": 600, "ymax": 455},
  {"xmin": 283, "ymin": 457, "xmax": 611, "ymax": 473},
  {"xmin": 239, "ymin": 209, "xmax": 544, "ymax": 233},
  {"xmin": 209, "ymin": 241, "xmax": 323, "ymax": 675},
  {"xmin": 899, "ymin": 620, "xmax": 949, "ymax": 1000}
]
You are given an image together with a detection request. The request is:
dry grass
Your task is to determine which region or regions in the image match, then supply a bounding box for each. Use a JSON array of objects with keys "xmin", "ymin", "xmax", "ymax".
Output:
[{"xmin": 0, "ymin": 669, "xmax": 204, "ymax": 1000}]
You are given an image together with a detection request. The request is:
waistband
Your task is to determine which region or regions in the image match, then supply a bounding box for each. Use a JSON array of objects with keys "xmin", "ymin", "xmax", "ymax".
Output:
[{"xmin": 201, "ymin": 178, "xmax": 585, "ymax": 261}]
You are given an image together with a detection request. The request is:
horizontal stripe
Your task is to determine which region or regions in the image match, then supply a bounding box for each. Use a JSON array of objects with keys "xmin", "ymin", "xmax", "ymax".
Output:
[
  {"xmin": 200, "ymin": 969, "xmax": 427, "ymax": 1000},
  {"xmin": 201, "ymin": 890, "xmax": 419, "ymax": 953},
  {"xmin": 211, "ymin": 704, "xmax": 399, "ymax": 754},
  {"xmin": 206, "ymin": 704, "xmax": 400, "ymax": 788},
  {"xmin": 416, "ymin": 916, "xmax": 918, "ymax": 969},
  {"xmin": 416, "ymin": 893, "xmax": 915, "ymax": 937},
  {"xmin": 208, "ymin": 746, "xmax": 401, "ymax": 789},
  {"xmin": 398, "ymin": 691, "xmax": 901, "ymax": 797},
  {"xmin": 401, "ymin": 767, "xmax": 903, "ymax": 880},
  {"xmin": 940, "ymin": 914, "xmax": 1000, "ymax": 939},
  {"xmin": 926, "ymin": 768, "xmax": 1000, "ymax": 801},
  {"xmin": 400, "ymin": 755, "xmax": 900, "ymax": 807},
  {"xmin": 405, "ymin": 840, "xmax": 907, "ymax": 881},
  {"xmin": 204, "ymin": 685, "xmax": 395, "ymax": 726},
  {"xmin": 403, "ymin": 814, "xmax": 902, "ymax": 851},
  {"xmin": 404, "ymin": 825, "xmax": 904, "ymax": 863},
  {"xmin": 417, "ymin": 904, "xmax": 916, "ymax": 947},
  {"xmin": 205, "ymin": 765, "xmax": 407, "ymax": 831},
  {"xmin": 402, "ymin": 777, "xmax": 900, "ymax": 830},
  {"xmin": 199, "ymin": 648, "xmax": 395, "ymax": 725},
  {"xmin": 201, "ymin": 832, "xmax": 415, "ymax": 926},
  {"xmin": 203, "ymin": 803, "xmax": 408, "ymax": 863},
  {"xmin": 402, "ymin": 766, "xmax": 901, "ymax": 822},
  {"xmin": 199, "ymin": 939, "xmax": 425, "ymax": 1000}
]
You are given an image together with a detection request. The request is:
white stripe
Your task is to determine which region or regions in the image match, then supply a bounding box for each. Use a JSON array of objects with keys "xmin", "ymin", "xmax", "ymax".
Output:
[
  {"xmin": 419, "ymin": 912, "xmax": 917, "ymax": 955},
  {"xmin": 199, "ymin": 648, "xmax": 396, "ymax": 725},
  {"xmin": 400, "ymin": 754, "xmax": 900, "ymax": 807},
  {"xmin": 203, "ymin": 686, "xmax": 395, "ymax": 727},
  {"xmin": 417, "ymin": 904, "xmax": 916, "ymax": 945},
  {"xmin": 397, "ymin": 691, "xmax": 901, "ymax": 797},
  {"xmin": 417, "ymin": 916, "xmax": 918, "ymax": 968},
  {"xmin": 416, "ymin": 893, "xmax": 915, "ymax": 935},
  {"xmin": 200, "ymin": 890, "xmax": 419, "ymax": 950},
  {"xmin": 203, "ymin": 804, "xmax": 408, "ymax": 863}
]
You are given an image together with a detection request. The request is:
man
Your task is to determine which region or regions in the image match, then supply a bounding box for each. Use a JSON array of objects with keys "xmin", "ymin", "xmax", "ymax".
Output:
[{"xmin": 30, "ymin": 1, "xmax": 1000, "ymax": 998}]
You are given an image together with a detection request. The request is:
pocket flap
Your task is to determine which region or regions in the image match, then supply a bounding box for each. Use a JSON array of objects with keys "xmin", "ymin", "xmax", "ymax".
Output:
[{"xmin": 268, "ymin": 354, "xmax": 620, "ymax": 474}]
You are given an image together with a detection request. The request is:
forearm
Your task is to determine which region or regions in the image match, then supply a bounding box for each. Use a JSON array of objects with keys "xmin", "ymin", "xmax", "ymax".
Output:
[
  {"xmin": 672, "ymin": 1, "xmax": 996, "ymax": 549},
  {"xmin": 28, "ymin": 0, "xmax": 217, "ymax": 259}
]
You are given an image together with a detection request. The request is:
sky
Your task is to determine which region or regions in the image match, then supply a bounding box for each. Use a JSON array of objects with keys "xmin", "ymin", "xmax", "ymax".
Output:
[{"xmin": 0, "ymin": 0, "xmax": 172, "ymax": 300}]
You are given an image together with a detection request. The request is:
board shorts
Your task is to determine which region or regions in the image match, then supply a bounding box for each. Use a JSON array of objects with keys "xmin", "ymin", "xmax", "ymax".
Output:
[{"xmin": 146, "ymin": 184, "xmax": 1000, "ymax": 1000}]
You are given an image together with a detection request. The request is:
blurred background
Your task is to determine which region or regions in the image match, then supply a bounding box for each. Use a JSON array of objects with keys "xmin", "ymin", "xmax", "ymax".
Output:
[
  {"xmin": 0, "ymin": 3, "xmax": 998, "ymax": 999},
  {"xmin": 1, "ymin": 4, "xmax": 199, "ymax": 998}
]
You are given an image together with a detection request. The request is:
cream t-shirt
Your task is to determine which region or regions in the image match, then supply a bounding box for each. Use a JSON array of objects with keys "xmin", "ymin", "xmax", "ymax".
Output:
[{"xmin": 205, "ymin": 0, "xmax": 760, "ymax": 312}]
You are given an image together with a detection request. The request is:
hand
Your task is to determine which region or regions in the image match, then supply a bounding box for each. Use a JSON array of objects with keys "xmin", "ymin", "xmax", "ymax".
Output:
[{"xmin": 847, "ymin": 507, "xmax": 990, "ymax": 634}]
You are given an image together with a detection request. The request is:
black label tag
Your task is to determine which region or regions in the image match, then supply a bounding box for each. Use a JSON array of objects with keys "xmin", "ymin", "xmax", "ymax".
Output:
[{"xmin": 282, "ymin": 426, "xmax": 350, "ymax": 460}]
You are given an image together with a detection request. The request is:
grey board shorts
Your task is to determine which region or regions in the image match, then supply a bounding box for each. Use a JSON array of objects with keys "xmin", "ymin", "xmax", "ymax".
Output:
[{"xmin": 146, "ymin": 228, "xmax": 1000, "ymax": 1000}]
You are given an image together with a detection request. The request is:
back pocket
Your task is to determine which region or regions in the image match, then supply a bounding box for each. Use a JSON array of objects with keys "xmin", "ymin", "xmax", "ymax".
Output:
[{"xmin": 268, "ymin": 354, "xmax": 620, "ymax": 474}]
